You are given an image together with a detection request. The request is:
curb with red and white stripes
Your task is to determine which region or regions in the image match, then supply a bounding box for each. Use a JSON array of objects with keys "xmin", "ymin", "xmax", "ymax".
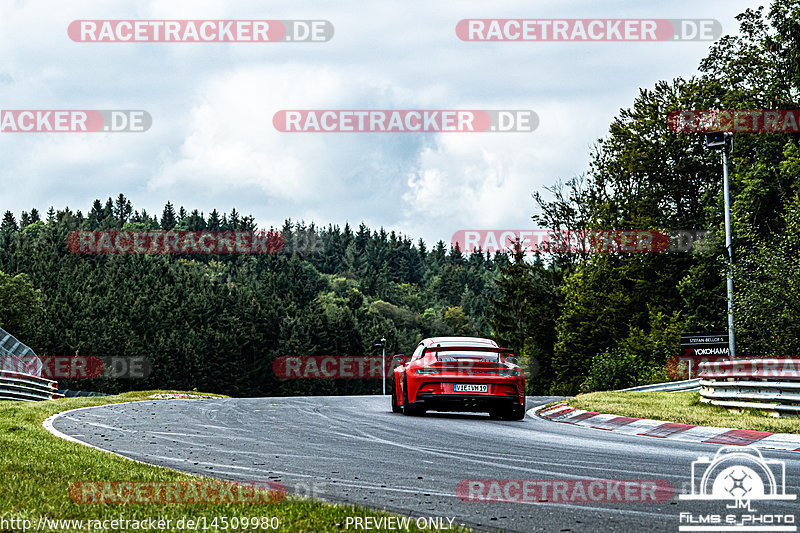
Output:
[{"xmin": 535, "ymin": 402, "xmax": 800, "ymax": 452}]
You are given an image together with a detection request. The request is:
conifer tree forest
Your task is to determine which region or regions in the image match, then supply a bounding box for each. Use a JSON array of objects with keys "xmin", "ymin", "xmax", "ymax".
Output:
[{"xmin": 2, "ymin": 3, "xmax": 799, "ymax": 396}]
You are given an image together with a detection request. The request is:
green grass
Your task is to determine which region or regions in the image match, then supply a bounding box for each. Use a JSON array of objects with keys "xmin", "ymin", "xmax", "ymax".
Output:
[
  {"xmin": 568, "ymin": 391, "xmax": 800, "ymax": 434},
  {"xmin": 0, "ymin": 391, "xmax": 472, "ymax": 533}
]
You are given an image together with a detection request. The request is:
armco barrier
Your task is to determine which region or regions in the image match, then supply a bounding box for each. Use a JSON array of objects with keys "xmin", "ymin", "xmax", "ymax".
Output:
[
  {"xmin": 699, "ymin": 359, "xmax": 800, "ymax": 416},
  {"xmin": 0, "ymin": 326, "xmax": 42, "ymax": 376},
  {"xmin": 0, "ymin": 370, "xmax": 64, "ymax": 401},
  {"xmin": 61, "ymin": 389, "xmax": 109, "ymax": 398},
  {"xmin": 0, "ymin": 327, "xmax": 63, "ymax": 401},
  {"xmin": 619, "ymin": 378, "xmax": 701, "ymax": 392}
]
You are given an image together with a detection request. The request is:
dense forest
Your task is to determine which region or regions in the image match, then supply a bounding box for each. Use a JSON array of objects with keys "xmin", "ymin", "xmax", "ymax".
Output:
[
  {"xmin": 1, "ymin": 2, "xmax": 799, "ymax": 396},
  {"xmin": 0, "ymin": 197, "xmax": 550, "ymax": 395}
]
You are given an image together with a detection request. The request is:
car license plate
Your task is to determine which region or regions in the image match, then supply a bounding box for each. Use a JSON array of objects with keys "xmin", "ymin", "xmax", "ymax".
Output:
[{"xmin": 453, "ymin": 384, "xmax": 487, "ymax": 393}]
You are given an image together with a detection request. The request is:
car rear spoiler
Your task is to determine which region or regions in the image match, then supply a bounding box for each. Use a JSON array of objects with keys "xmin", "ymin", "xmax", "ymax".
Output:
[
  {"xmin": 426, "ymin": 346, "xmax": 515, "ymax": 354},
  {"xmin": 427, "ymin": 346, "xmax": 517, "ymax": 365},
  {"xmin": 427, "ymin": 346, "xmax": 517, "ymax": 363}
]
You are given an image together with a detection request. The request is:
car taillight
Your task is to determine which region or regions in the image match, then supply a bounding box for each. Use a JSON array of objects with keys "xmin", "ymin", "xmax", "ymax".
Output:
[{"xmin": 415, "ymin": 369, "xmax": 441, "ymax": 374}]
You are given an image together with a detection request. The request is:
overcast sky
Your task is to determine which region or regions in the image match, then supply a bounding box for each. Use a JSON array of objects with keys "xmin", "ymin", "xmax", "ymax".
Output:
[{"xmin": 0, "ymin": 0, "xmax": 761, "ymax": 247}]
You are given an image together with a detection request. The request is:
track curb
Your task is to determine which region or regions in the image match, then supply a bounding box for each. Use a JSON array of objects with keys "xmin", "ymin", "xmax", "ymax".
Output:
[{"xmin": 534, "ymin": 402, "xmax": 800, "ymax": 452}]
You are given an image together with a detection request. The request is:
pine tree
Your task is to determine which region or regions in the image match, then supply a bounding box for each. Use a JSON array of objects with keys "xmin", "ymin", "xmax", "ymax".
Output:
[
  {"xmin": 489, "ymin": 244, "xmax": 558, "ymax": 393},
  {"xmin": 87, "ymin": 200, "xmax": 105, "ymax": 229},
  {"xmin": 1, "ymin": 211, "xmax": 18, "ymax": 232},
  {"xmin": 103, "ymin": 198, "xmax": 114, "ymax": 219},
  {"xmin": 186, "ymin": 210, "xmax": 206, "ymax": 230},
  {"xmin": 161, "ymin": 202, "xmax": 177, "ymax": 230},
  {"xmin": 229, "ymin": 208, "xmax": 240, "ymax": 230},
  {"xmin": 113, "ymin": 194, "xmax": 133, "ymax": 226},
  {"xmin": 241, "ymin": 215, "xmax": 256, "ymax": 231},
  {"xmin": 207, "ymin": 209, "xmax": 221, "ymax": 230},
  {"xmin": 449, "ymin": 242, "xmax": 464, "ymax": 265}
]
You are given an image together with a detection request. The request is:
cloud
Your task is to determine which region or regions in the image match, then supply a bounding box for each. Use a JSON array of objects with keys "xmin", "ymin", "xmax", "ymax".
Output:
[{"xmin": 0, "ymin": 0, "xmax": 760, "ymax": 247}]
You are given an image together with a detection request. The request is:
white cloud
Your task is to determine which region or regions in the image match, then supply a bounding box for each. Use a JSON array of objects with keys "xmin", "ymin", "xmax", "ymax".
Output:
[{"xmin": 0, "ymin": 0, "xmax": 762, "ymax": 246}]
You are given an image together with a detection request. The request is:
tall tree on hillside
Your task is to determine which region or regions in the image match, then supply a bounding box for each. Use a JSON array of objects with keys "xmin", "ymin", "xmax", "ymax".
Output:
[
  {"xmin": 0, "ymin": 271, "xmax": 43, "ymax": 336},
  {"xmin": 113, "ymin": 194, "xmax": 133, "ymax": 226},
  {"xmin": 87, "ymin": 199, "xmax": 105, "ymax": 229},
  {"xmin": 161, "ymin": 201, "xmax": 177, "ymax": 230},
  {"xmin": 489, "ymin": 243, "xmax": 558, "ymax": 393},
  {"xmin": 538, "ymin": 76, "xmax": 730, "ymax": 393},
  {"xmin": 102, "ymin": 198, "xmax": 114, "ymax": 224},
  {"xmin": 229, "ymin": 208, "xmax": 240, "ymax": 230},
  {"xmin": 1, "ymin": 211, "xmax": 17, "ymax": 233},
  {"xmin": 207, "ymin": 209, "xmax": 221, "ymax": 230}
]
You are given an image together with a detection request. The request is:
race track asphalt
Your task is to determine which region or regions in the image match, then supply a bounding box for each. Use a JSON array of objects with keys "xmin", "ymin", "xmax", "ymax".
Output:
[{"xmin": 50, "ymin": 395, "xmax": 800, "ymax": 532}]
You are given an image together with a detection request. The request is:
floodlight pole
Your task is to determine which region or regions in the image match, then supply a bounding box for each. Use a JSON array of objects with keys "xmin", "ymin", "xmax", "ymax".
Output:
[
  {"xmin": 721, "ymin": 135, "xmax": 736, "ymax": 360},
  {"xmin": 377, "ymin": 338, "xmax": 387, "ymax": 395}
]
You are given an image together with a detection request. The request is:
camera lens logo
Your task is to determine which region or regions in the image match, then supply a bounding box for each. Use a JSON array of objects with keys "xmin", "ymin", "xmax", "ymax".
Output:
[{"xmin": 680, "ymin": 447, "xmax": 796, "ymax": 501}]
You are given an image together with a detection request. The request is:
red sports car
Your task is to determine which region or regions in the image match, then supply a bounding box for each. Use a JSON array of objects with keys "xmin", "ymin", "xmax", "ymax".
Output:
[{"xmin": 391, "ymin": 336, "xmax": 526, "ymax": 420}]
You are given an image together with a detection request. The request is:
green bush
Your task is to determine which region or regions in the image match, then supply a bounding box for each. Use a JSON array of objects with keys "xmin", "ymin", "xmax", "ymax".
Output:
[{"xmin": 580, "ymin": 308, "xmax": 680, "ymax": 392}]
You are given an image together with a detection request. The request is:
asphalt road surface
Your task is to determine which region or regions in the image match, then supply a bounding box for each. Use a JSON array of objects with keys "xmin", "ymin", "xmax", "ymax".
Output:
[{"xmin": 51, "ymin": 396, "xmax": 800, "ymax": 532}]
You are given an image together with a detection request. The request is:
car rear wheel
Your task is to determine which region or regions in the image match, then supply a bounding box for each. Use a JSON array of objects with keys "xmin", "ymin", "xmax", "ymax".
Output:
[
  {"xmin": 403, "ymin": 403, "xmax": 425, "ymax": 416},
  {"xmin": 491, "ymin": 400, "xmax": 526, "ymax": 421},
  {"xmin": 507, "ymin": 398, "xmax": 527, "ymax": 420},
  {"xmin": 391, "ymin": 383, "xmax": 402, "ymax": 413},
  {"xmin": 401, "ymin": 378, "xmax": 425, "ymax": 416},
  {"xmin": 507, "ymin": 403, "xmax": 526, "ymax": 420}
]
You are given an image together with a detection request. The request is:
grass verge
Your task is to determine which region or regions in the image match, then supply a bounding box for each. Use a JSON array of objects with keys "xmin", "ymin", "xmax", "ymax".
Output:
[
  {"xmin": 0, "ymin": 390, "xmax": 471, "ymax": 533},
  {"xmin": 568, "ymin": 391, "xmax": 800, "ymax": 434}
]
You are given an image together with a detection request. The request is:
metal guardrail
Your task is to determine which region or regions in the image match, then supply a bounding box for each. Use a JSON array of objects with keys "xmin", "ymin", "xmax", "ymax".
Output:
[
  {"xmin": 0, "ymin": 370, "xmax": 63, "ymax": 401},
  {"xmin": 61, "ymin": 389, "xmax": 109, "ymax": 398},
  {"xmin": 0, "ymin": 326, "xmax": 42, "ymax": 376},
  {"xmin": 0, "ymin": 328, "xmax": 63, "ymax": 401},
  {"xmin": 699, "ymin": 359, "xmax": 800, "ymax": 416},
  {"xmin": 0, "ymin": 327, "xmax": 38, "ymax": 358},
  {"xmin": 619, "ymin": 378, "xmax": 701, "ymax": 392}
]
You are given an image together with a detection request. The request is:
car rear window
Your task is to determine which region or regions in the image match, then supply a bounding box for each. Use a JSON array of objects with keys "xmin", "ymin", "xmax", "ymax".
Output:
[{"xmin": 433, "ymin": 345, "xmax": 501, "ymax": 362}]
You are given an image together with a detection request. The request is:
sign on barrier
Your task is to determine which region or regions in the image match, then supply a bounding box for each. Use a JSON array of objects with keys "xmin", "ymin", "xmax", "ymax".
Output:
[{"xmin": 670, "ymin": 332, "xmax": 730, "ymax": 379}]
